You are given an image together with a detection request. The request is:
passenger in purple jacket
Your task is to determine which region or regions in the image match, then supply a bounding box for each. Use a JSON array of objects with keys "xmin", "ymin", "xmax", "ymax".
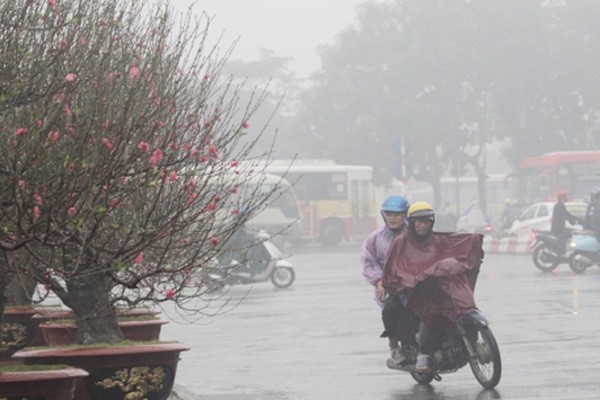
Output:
[{"xmin": 361, "ymin": 195, "xmax": 409, "ymax": 368}]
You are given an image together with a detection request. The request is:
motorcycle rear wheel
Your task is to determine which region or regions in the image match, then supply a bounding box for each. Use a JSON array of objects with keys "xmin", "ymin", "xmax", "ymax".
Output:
[
  {"xmin": 468, "ymin": 325, "xmax": 502, "ymax": 389},
  {"xmin": 270, "ymin": 267, "xmax": 295, "ymax": 289},
  {"xmin": 532, "ymin": 245, "xmax": 559, "ymax": 272}
]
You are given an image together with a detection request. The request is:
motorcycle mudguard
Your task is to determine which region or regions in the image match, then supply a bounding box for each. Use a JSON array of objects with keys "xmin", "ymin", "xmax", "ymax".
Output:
[
  {"xmin": 461, "ymin": 311, "xmax": 489, "ymax": 328},
  {"xmin": 570, "ymin": 233, "xmax": 600, "ymax": 253}
]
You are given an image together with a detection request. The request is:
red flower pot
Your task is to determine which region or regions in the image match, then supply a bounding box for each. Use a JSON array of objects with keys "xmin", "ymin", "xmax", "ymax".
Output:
[
  {"xmin": 39, "ymin": 319, "xmax": 169, "ymax": 346},
  {"xmin": 0, "ymin": 366, "xmax": 88, "ymax": 400},
  {"xmin": 1, "ymin": 306, "xmax": 38, "ymax": 359},
  {"xmin": 13, "ymin": 342, "xmax": 189, "ymax": 400}
]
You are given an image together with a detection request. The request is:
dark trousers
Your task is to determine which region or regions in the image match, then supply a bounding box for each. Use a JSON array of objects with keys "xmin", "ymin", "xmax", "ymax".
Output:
[{"xmin": 381, "ymin": 295, "xmax": 419, "ymax": 347}]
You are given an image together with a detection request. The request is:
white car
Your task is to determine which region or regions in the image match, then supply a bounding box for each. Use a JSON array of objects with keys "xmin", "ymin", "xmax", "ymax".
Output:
[{"xmin": 508, "ymin": 202, "xmax": 587, "ymax": 239}]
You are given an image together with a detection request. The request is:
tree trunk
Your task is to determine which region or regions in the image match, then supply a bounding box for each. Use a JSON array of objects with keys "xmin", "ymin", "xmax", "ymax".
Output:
[
  {"xmin": 0, "ymin": 271, "xmax": 8, "ymax": 340},
  {"xmin": 65, "ymin": 272, "xmax": 123, "ymax": 344}
]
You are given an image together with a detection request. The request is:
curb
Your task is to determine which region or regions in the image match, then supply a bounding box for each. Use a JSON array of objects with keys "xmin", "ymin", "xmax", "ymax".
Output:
[{"xmin": 483, "ymin": 236, "xmax": 532, "ymax": 255}]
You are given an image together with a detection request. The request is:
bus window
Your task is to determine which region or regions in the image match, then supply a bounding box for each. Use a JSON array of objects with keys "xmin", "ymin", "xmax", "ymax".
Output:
[{"xmin": 252, "ymin": 160, "xmax": 377, "ymax": 246}]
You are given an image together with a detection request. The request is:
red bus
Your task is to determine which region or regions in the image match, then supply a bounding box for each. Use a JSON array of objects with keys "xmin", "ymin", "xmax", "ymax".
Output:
[{"xmin": 512, "ymin": 151, "xmax": 600, "ymax": 205}]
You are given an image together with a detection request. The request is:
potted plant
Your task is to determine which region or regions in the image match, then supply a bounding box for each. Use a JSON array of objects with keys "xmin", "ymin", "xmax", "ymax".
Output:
[
  {"xmin": 0, "ymin": 0, "xmax": 284, "ymax": 399},
  {"xmin": 0, "ymin": 363, "xmax": 89, "ymax": 400}
]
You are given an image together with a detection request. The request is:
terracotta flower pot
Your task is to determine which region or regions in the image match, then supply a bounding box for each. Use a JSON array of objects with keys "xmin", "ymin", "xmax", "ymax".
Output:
[
  {"xmin": 31, "ymin": 307, "xmax": 71, "ymax": 346},
  {"xmin": 0, "ymin": 366, "xmax": 88, "ymax": 400},
  {"xmin": 13, "ymin": 342, "xmax": 189, "ymax": 400},
  {"xmin": 39, "ymin": 318, "xmax": 169, "ymax": 346},
  {"xmin": 1, "ymin": 306, "xmax": 38, "ymax": 359}
]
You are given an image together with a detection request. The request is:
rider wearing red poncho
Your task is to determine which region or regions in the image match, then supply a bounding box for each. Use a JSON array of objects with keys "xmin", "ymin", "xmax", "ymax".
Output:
[{"xmin": 382, "ymin": 201, "xmax": 484, "ymax": 373}]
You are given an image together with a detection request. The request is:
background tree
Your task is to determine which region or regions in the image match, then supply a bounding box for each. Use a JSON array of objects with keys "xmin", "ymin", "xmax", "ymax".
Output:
[
  {"xmin": 0, "ymin": 0, "xmax": 282, "ymax": 344},
  {"xmin": 287, "ymin": 0, "xmax": 600, "ymax": 208}
]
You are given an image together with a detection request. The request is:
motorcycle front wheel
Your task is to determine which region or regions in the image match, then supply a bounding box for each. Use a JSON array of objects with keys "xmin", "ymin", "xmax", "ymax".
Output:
[
  {"xmin": 468, "ymin": 325, "xmax": 502, "ymax": 389},
  {"xmin": 410, "ymin": 371, "xmax": 435, "ymax": 385},
  {"xmin": 270, "ymin": 267, "xmax": 295, "ymax": 289},
  {"xmin": 532, "ymin": 245, "xmax": 559, "ymax": 272},
  {"xmin": 568, "ymin": 252, "xmax": 589, "ymax": 274}
]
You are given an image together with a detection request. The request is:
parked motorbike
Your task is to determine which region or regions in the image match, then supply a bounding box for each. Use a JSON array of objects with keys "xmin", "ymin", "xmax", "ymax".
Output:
[
  {"xmin": 567, "ymin": 230, "xmax": 600, "ymax": 274},
  {"xmin": 206, "ymin": 230, "xmax": 295, "ymax": 290},
  {"xmin": 389, "ymin": 310, "xmax": 502, "ymax": 389},
  {"xmin": 530, "ymin": 229, "xmax": 571, "ymax": 272}
]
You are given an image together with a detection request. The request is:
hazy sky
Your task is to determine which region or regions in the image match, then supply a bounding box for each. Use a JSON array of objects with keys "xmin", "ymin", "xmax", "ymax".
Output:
[{"xmin": 170, "ymin": 0, "xmax": 383, "ymax": 78}]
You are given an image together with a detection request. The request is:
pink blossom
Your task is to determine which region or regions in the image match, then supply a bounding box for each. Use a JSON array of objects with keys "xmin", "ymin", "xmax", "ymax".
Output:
[
  {"xmin": 137, "ymin": 141, "xmax": 150, "ymax": 152},
  {"xmin": 33, "ymin": 206, "xmax": 40, "ymax": 219},
  {"xmin": 102, "ymin": 137, "xmax": 113, "ymax": 151},
  {"xmin": 165, "ymin": 288, "xmax": 176, "ymax": 299},
  {"xmin": 213, "ymin": 194, "xmax": 221, "ymax": 202},
  {"xmin": 34, "ymin": 194, "xmax": 43, "ymax": 205},
  {"xmin": 169, "ymin": 171, "xmax": 177, "ymax": 182},
  {"xmin": 48, "ymin": 131, "xmax": 59, "ymax": 142},
  {"xmin": 199, "ymin": 155, "xmax": 208, "ymax": 163},
  {"xmin": 67, "ymin": 207, "xmax": 77, "ymax": 216},
  {"xmin": 48, "ymin": 0, "xmax": 56, "ymax": 9},
  {"xmin": 206, "ymin": 202, "xmax": 216, "ymax": 211},
  {"xmin": 149, "ymin": 149, "xmax": 163, "ymax": 168},
  {"xmin": 232, "ymin": 209, "xmax": 240, "ymax": 215},
  {"xmin": 14, "ymin": 127, "xmax": 27, "ymax": 137},
  {"xmin": 210, "ymin": 236, "xmax": 219, "ymax": 246},
  {"xmin": 242, "ymin": 121, "xmax": 249, "ymax": 129},
  {"xmin": 18, "ymin": 180, "xmax": 25, "ymax": 190},
  {"xmin": 65, "ymin": 73, "xmax": 76, "ymax": 82},
  {"xmin": 190, "ymin": 148, "xmax": 199, "ymax": 157},
  {"xmin": 208, "ymin": 145, "xmax": 218, "ymax": 157},
  {"xmin": 230, "ymin": 160, "xmax": 239, "ymax": 168},
  {"xmin": 135, "ymin": 252, "xmax": 144, "ymax": 264},
  {"xmin": 36, "ymin": 120, "xmax": 43, "ymax": 128},
  {"xmin": 129, "ymin": 63, "xmax": 140, "ymax": 80},
  {"xmin": 64, "ymin": 105, "xmax": 71, "ymax": 117}
]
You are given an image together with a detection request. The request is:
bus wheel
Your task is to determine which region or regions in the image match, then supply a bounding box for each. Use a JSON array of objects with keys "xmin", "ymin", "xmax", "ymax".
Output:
[{"xmin": 319, "ymin": 220, "xmax": 344, "ymax": 246}]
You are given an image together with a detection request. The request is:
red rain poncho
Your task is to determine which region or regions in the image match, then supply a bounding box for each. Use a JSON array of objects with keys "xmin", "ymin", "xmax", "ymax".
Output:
[{"xmin": 383, "ymin": 231, "xmax": 484, "ymax": 325}]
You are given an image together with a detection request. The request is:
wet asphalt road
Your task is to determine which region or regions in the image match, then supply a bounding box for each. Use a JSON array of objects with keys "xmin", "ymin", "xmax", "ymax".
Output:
[{"xmin": 162, "ymin": 241, "xmax": 600, "ymax": 400}]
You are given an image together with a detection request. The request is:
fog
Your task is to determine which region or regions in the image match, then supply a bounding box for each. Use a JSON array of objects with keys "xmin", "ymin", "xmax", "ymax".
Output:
[
  {"xmin": 170, "ymin": 1, "xmax": 599, "ymax": 220},
  {"xmin": 157, "ymin": 2, "xmax": 600, "ymax": 398}
]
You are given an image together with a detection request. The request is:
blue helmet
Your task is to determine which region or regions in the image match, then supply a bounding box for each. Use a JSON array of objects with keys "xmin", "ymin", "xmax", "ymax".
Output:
[{"xmin": 381, "ymin": 195, "xmax": 409, "ymax": 213}]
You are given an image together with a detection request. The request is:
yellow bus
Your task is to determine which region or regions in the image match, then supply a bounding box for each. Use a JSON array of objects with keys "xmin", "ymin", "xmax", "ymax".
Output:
[{"xmin": 259, "ymin": 159, "xmax": 377, "ymax": 246}]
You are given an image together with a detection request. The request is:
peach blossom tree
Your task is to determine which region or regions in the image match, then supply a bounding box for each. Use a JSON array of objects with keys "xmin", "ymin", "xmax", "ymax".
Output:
[{"xmin": 0, "ymin": 0, "xmax": 282, "ymax": 343}]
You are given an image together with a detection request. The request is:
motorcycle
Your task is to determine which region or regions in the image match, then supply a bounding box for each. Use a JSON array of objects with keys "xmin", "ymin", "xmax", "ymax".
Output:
[
  {"xmin": 530, "ymin": 229, "xmax": 571, "ymax": 272},
  {"xmin": 567, "ymin": 230, "xmax": 600, "ymax": 273},
  {"xmin": 206, "ymin": 230, "xmax": 295, "ymax": 290},
  {"xmin": 385, "ymin": 232, "xmax": 501, "ymax": 389},
  {"xmin": 389, "ymin": 310, "xmax": 502, "ymax": 389}
]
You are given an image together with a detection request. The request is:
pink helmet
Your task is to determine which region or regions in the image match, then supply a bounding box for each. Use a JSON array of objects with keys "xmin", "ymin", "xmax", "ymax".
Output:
[{"xmin": 557, "ymin": 190, "xmax": 568, "ymax": 201}]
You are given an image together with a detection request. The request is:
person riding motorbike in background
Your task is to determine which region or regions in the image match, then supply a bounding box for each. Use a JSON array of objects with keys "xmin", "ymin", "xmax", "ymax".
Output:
[
  {"xmin": 583, "ymin": 187, "xmax": 600, "ymax": 237},
  {"xmin": 361, "ymin": 195, "xmax": 412, "ymax": 368},
  {"xmin": 456, "ymin": 200, "xmax": 488, "ymax": 233},
  {"xmin": 383, "ymin": 201, "xmax": 484, "ymax": 373},
  {"xmin": 550, "ymin": 190, "xmax": 581, "ymax": 246}
]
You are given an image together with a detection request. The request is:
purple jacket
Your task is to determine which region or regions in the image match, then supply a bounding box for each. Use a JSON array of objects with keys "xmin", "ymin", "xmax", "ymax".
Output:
[{"xmin": 361, "ymin": 224, "xmax": 405, "ymax": 308}]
